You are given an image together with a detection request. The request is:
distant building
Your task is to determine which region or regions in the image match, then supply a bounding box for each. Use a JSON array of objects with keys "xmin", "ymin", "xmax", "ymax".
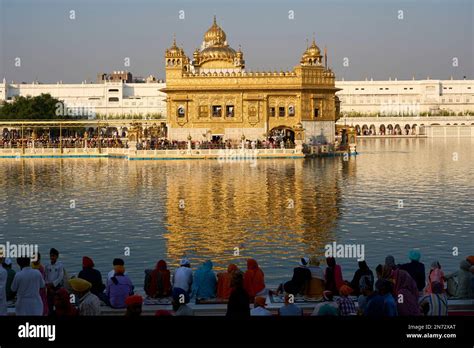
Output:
[
  {"xmin": 336, "ymin": 78, "xmax": 474, "ymax": 116},
  {"xmin": 97, "ymin": 71, "xmax": 133, "ymax": 83},
  {"xmin": 0, "ymin": 78, "xmax": 166, "ymax": 118}
]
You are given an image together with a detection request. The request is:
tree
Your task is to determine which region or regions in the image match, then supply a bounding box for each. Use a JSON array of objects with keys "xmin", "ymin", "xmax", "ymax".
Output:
[{"xmin": 0, "ymin": 93, "xmax": 64, "ymax": 119}]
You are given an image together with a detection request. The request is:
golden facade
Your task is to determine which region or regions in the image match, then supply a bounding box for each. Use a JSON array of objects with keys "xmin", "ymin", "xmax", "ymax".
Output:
[{"xmin": 163, "ymin": 17, "xmax": 341, "ymax": 144}]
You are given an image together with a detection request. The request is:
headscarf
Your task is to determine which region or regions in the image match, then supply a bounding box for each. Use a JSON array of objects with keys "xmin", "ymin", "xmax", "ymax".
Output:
[
  {"xmin": 217, "ymin": 264, "xmax": 238, "ymax": 299},
  {"xmin": 149, "ymin": 260, "xmax": 171, "ymax": 297},
  {"xmin": 54, "ymin": 288, "xmax": 77, "ymax": 316},
  {"xmin": 157, "ymin": 260, "xmax": 168, "ymax": 271},
  {"xmin": 339, "ymin": 284, "xmax": 353, "ymax": 297},
  {"xmin": 82, "ymin": 256, "xmax": 94, "ymax": 268},
  {"xmin": 243, "ymin": 259, "xmax": 265, "ymax": 298},
  {"xmin": 393, "ymin": 269, "xmax": 420, "ymax": 316},
  {"xmin": 193, "ymin": 260, "xmax": 217, "ymax": 299},
  {"xmin": 408, "ymin": 250, "xmax": 421, "ymax": 262}
]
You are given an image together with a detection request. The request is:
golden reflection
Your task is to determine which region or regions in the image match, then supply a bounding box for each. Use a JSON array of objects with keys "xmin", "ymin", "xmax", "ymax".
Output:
[{"xmin": 162, "ymin": 158, "xmax": 354, "ymax": 268}]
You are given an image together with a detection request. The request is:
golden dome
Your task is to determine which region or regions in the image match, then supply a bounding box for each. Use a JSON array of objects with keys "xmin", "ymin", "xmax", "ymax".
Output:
[
  {"xmin": 204, "ymin": 16, "xmax": 227, "ymax": 46},
  {"xmin": 166, "ymin": 36, "xmax": 185, "ymax": 56},
  {"xmin": 304, "ymin": 38, "xmax": 321, "ymax": 58},
  {"xmin": 200, "ymin": 45, "xmax": 236, "ymax": 59}
]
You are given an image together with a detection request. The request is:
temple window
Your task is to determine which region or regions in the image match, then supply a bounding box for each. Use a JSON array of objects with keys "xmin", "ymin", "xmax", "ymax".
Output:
[
  {"xmin": 269, "ymin": 107, "xmax": 276, "ymax": 117},
  {"xmin": 288, "ymin": 105, "xmax": 295, "ymax": 116},
  {"xmin": 279, "ymin": 106, "xmax": 285, "ymax": 117},
  {"xmin": 212, "ymin": 105, "xmax": 222, "ymax": 117},
  {"xmin": 226, "ymin": 105, "xmax": 234, "ymax": 117},
  {"xmin": 177, "ymin": 105, "xmax": 185, "ymax": 117},
  {"xmin": 314, "ymin": 108, "xmax": 319, "ymax": 118}
]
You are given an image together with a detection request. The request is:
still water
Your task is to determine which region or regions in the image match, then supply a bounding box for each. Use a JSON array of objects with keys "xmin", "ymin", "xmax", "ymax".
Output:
[{"xmin": 0, "ymin": 138, "xmax": 473, "ymax": 285}]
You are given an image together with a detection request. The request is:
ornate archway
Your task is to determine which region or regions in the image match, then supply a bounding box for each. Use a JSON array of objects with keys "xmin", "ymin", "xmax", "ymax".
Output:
[{"xmin": 269, "ymin": 126, "xmax": 295, "ymax": 143}]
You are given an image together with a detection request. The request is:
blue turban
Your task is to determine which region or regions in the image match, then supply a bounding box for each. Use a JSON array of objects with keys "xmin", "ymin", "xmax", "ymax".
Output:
[{"xmin": 408, "ymin": 250, "xmax": 421, "ymax": 262}]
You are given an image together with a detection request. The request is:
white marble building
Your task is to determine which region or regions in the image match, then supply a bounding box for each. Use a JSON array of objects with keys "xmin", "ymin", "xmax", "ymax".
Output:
[
  {"xmin": 335, "ymin": 79, "xmax": 474, "ymax": 116},
  {"xmin": 1, "ymin": 78, "xmax": 473, "ymax": 120},
  {"xmin": 0, "ymin": 79, "xmax": 167, "ymax": 118}
]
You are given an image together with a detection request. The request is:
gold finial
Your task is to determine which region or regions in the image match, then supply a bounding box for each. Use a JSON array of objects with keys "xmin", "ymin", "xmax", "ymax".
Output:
[
  {"xmin": 306, "ymin": 38, "xmax": 309, "ymax": 49},
  {"xmin": 312, "ymin": 32, "xmax": 316, "ymax": 45},
  {"xmin": 213, "ymin": 15, "xmax": 217, "ymax": 25},
  {"xmin": 172, "ymin": 33, "xmax": 176, "ymax": 46}
]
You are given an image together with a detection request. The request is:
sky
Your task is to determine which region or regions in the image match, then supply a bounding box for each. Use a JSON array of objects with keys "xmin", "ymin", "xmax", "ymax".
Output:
[{"xmin": 0, "ymin": 0, "xmax": 473, "ymax": 83}]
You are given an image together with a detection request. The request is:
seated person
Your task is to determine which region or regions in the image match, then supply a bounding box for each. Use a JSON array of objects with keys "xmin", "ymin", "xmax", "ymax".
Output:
[
  {"xmin": 146, "ymin": 260, "xmax": 171, "ymax": 298},
  {"xmin": 191, "ymin": 260, "xmax": 217, "ymax": 300},
  {"xmin": 305, "ymin": 257, "xmax": 325, "ymax": 300},
  {"xmin": 243, "ymin": 259, "xmax": 266, "ymax": 300},
  {"xmin": 106, "ymin": 264, "xmax": 134, "ymax": 308},
  {"xmin": 282, "ymin": 257, "xmax": 312, "ymax": 296},
  {"xmin": 217, "ymin": 264, "xmax": 238, "ymax": 299}
]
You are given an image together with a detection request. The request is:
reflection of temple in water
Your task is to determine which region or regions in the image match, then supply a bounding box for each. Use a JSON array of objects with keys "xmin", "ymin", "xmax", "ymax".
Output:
[{"xmin": 163, "ymin": 158, "xmax": 357, "ymax": 269}]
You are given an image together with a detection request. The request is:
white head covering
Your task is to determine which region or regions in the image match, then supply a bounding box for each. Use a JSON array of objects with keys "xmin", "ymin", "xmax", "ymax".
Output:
[
  {"xmin": 180, "ymin": 258, "xmax": 190, "ymax": 266},
  {"xmin": 299, "ymin": 257, "xmax": 309, "ymax": 266}
]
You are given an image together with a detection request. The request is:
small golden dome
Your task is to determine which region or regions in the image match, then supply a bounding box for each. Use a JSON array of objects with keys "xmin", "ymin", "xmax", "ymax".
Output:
[
  {"xmin": 204, "ymin": 16, "xmax": 226, "ymax": 46},
  {"xmin": 166, "ymin": 36, "xmax": 184, "ymax": 56},
  {"xmin": 305, "ymin": 38, "xmax": 321, "ymax": 58}
]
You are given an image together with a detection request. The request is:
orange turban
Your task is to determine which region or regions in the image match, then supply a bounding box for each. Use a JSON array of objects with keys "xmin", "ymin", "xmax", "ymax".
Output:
[{"xmin": 339, "ymin": 285, "xmax": 353, "ymax": 297}]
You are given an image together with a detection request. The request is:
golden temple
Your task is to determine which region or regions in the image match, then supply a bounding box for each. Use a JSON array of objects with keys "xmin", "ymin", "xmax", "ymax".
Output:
[{"xmin": 162, "ymin": 16, "xmax": 341, "ymax": 145}]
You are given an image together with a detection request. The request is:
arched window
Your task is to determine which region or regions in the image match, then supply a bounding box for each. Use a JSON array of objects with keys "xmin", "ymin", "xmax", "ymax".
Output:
[
  {"xmin": 177, "ymin": 105, "xmax": 185, "ymax": 117},
  {"xmin": 288, "ymin": 104, "xmax": 295, "ymax": 116}
]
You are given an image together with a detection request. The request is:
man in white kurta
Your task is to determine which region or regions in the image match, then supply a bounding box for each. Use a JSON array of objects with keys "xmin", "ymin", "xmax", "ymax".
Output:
[
  {"xmin": 11, "ymin": 263, "xmax": 45, "ymax": 316},
  {"xmin": 0, "ymin": 262, "xmax": 7, "ymax": 316}
]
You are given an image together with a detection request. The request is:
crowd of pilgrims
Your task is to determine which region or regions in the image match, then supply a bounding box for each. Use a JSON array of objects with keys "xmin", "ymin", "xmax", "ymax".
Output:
[
  {"xmin": 1, "ymin": 248, "xmax": 473, "ymax": 317},
  {"xmin": 0, "ymin": 136, "xmax": 295, "ymax": 151}
]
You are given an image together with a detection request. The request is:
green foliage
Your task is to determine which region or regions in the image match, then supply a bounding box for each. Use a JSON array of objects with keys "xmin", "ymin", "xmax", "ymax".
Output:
[{"xmin": 0, "ymin": 94, "xmax": 63, "ymax": 119}]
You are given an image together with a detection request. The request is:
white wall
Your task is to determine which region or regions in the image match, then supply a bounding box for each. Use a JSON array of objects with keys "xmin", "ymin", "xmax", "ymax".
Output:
[{"xmin": 336, "ymin": 79, "xmax": 474, "ymax": 115}]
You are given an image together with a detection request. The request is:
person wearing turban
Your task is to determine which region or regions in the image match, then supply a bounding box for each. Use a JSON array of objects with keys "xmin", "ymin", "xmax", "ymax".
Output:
[
  {"xmin": 69, "ymin": 277, "xmax": 101, "ymax": 315},
  {"xmin": 78, "ymin": 256, "xmax": 106, "ymax": 301},
  {"xmin": 400, "ymin": 250, "xmax": 426, "ymax": 292},
  {"xmin": 125, "ymin": 295, "xmax": 143, "ymax": 317},
  {"xmin": 336, "ymin": 285, "xmax": 356, "ymax": 316}
]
